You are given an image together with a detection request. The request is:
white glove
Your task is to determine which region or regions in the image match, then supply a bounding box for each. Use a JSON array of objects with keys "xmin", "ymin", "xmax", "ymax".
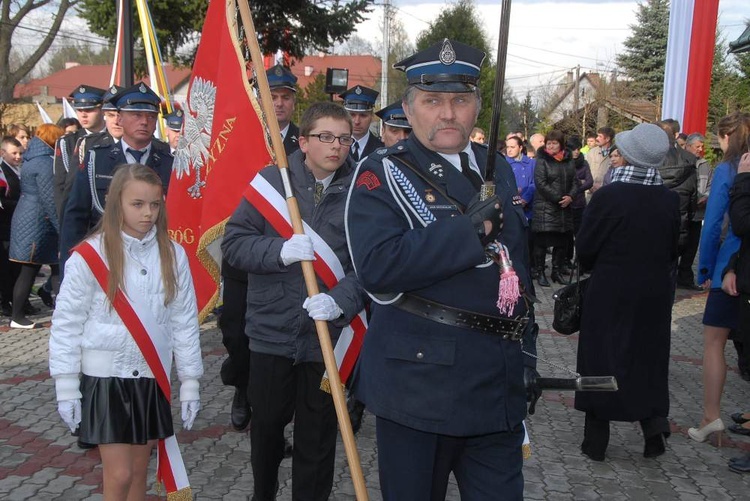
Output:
[
  {"xmin": 302, "ymin": 293, "xmax": 343, "ymax": 321},
  {"xmin": 181, "ymin": 400, "xmax": 200, "ymax": 430},
  {"xmin": 280, "ymin": 234, "xmax": 315, "ymax": 266},
  {"xmin": 58, "ymin": 399, "xmax": 81, "ymax": 433}
]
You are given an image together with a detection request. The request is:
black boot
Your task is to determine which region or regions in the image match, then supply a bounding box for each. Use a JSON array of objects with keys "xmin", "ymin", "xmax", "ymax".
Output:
[
  {"xmin": 643, "ymin": 433, "xmax": 666, "ymax": 458},
  {"xmin": 551, "ymin": 267, "xmax": 571, "ymax": 285},
  {"xmin": 581, "ymin": 413, "xmax": 609, "ymax": 461},
  {"xmin": 536, "ymin": 267, "xmax": 550, "ymax": 287},
  {"xmin": 231, "ymin": 386, "xmax": 251, "ymax": 431},
  {"xmin": 347, "ymin": 395, "xmax": 366, "ymax": 435}
]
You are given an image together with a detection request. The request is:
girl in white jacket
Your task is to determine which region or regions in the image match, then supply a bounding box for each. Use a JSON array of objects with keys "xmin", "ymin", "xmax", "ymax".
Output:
[{"xmin": 49, "ymin": 163, "xmax": 203, "ymax": 499}]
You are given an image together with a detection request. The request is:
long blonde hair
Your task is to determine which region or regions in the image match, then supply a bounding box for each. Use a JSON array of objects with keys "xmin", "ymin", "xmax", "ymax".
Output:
[{"xmin": 96, "ymin": 163, "xmax": 177, "ymax": 306}]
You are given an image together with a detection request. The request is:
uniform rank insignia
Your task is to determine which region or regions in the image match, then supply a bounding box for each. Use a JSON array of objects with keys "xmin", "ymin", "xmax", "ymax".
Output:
[
  {"xmin": 429, "ymin": 163, "xmax": 444, "ymax": 178},
  {"xmin": 512, "ymin": 195, "xmax": 524, "ymax": 206},
  {"xmin": 425, "ymin": 189, "xmax": 436, "ymax": 203},
  {"xmin": 356, "ymin": 171, "xmax": 381, "ymax": 190}
]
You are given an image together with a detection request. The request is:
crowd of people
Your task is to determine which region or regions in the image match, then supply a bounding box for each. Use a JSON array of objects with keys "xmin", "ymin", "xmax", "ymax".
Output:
[{"xmin": 0, "ymin": 35, "xmax": 748, "ymax": 499}]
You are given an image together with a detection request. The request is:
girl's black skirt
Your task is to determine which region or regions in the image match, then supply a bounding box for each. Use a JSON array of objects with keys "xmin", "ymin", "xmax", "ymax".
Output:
[{"xmin": 80, "ymin": 375, "xmax": 173, "ymax": 445}]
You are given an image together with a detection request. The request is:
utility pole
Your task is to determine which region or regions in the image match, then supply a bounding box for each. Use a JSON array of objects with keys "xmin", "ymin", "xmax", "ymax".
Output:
[
  {"xmin": 573, "ymin": 64, "xmax": 580, "ymax": 131},
  {"xmin": 381, "ymin": 0, "xmax": 391, "ymax": 107},
  {"xmin": 120, "ymin": 0, "xmax": 134, "ymax": 87}
]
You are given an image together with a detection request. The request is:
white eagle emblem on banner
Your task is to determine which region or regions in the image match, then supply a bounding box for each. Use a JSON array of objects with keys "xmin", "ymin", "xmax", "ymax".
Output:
[{"xmin": 174, "ymin": 77, "xmax": 216, "ymax": 198}]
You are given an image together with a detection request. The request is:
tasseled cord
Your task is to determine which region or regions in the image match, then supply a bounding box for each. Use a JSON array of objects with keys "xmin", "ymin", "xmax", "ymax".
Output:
[{"xmin": 496, "ymin": 243, "xmax": 520, "ymax": 316}]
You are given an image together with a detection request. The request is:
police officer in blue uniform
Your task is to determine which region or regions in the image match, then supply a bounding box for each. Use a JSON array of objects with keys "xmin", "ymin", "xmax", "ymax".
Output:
[
  {"xmin": 375, "ymin": 101, "xmax": 412, "ymax": 148},
  {"xmin": 164, "ymin": 108, "xmax": 184, "ymax": 154},
  {"xmin": 345, "ymin": 39, "xmax": 539, "ymax": 500},
  {"xmin": 60, "ymin": 82, "xmax": 173, "ymax": 273},
  {"xmin": 339, "ymin": 85, "xmax": 383, "ymax": 162},
  {"xmin": 53, "ymin": 85, "xmax": 107, "ymax": 219},
  {"xmin": 268, "ymin": 63, "xmax": 300, "ymax": 155}
]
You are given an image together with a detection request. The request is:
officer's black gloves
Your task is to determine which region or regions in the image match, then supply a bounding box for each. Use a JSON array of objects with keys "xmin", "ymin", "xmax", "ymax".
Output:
[
  {"xmin": 524, "ymin": 366, "xmax": 541, "ymax": 415},
  {"xmin": 466, "ymin": 194, "xmax": 503, "ymax": 246}
]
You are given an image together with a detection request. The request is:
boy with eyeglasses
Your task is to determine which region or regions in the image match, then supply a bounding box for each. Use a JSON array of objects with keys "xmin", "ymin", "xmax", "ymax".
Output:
[{"xmin": 222, "ymin": 101, "xmax": 367, "ymax": 501}]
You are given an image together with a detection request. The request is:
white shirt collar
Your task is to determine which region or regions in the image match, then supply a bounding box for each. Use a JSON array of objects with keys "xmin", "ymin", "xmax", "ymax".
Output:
[
  {"xmin": 354, "ymin": 131, "xmax": 370, "ymax": 153},
  {"xmin": 316, "ymin": 171, "xmax": 336, "ymax": 191},
  {"xmin": 280, "ymin": 123, "xmax": 290, "ymax": 140},
  {"xmin": 437, "ymin": 143, "xmax": 481, "ymax": 178},
  {"xmin": 120, "ymin": 138, "xmax": 152, "ymax": 164}
]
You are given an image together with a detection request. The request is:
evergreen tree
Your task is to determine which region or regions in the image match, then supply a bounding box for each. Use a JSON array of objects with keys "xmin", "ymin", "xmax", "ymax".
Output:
[{"xmin": 616, "ymin": 0, "xmax": 670, "ymax": 101}]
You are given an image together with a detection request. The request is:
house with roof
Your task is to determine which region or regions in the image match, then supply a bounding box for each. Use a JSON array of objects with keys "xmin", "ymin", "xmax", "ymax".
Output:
[{"xmin": 544, "ymin": 71, "xmax": 661, "ymax": 135}]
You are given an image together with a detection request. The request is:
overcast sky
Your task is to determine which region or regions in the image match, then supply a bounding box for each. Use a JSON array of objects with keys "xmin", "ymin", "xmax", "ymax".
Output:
[
  {"xmin": 355, "ymin": 0, "xmax": 749, "ymax": 100},
  {"xmin": 14, "ymin": 0, "xmax": 750, "ymax": 102}
]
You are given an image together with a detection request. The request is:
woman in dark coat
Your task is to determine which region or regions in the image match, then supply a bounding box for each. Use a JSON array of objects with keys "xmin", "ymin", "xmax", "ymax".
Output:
[
  {"xmin": 8, "ymin": 124, "xmax": 64, "ymax": 328},
  {"xmin": 574, "ymin": 123, "xmax": 680, "ymax": 461},
  {"xmin": 531, "ymin": 130, "xmax": 578, "ymax": 286}
]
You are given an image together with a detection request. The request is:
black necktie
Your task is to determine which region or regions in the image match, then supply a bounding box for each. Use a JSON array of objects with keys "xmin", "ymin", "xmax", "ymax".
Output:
[
  {"xmin": 459, "ymin": 152, "xmax": 482, "ymax": 191},
  {"xmin": 128, "ymin": 148, "xmax": 145, "ymax": 163},
  {"xmin": 351, "ymin": 141, "xmax": 360, "ymax": 161}
]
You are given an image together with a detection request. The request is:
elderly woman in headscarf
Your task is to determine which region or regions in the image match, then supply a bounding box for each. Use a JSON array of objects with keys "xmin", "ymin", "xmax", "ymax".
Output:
[{"xmin": 574, "ymin": 123, "xmax": 680, "ymax": 461}]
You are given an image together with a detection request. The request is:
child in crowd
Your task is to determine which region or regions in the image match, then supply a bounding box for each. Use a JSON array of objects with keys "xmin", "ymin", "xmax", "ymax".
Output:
[{"xmin": 49, "ymin": 163, "xmax": 203, "ymax": 499}]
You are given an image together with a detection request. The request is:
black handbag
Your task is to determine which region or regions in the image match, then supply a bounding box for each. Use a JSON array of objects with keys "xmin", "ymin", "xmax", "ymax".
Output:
[{"xmin": 552, "ymin": 263, "xmax": 589, "ymax": 335}]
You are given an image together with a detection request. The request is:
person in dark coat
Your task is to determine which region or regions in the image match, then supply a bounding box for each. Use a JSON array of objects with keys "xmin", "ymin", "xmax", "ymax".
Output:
[
  {"xmin": 531, "ymin": 130, "xmax": 579, "ymax": 286},
  {"xmin": 656, "ymin": 120, "xmax": 698, "ymax": 285},
  {"xmin": 564, "ymin": 136, "xmax": 593, "ymax": 271},
  {"xmin": 346, "ymin": 39, "xmax": 538, "ymax": 500},
  {"xmin": 575, "ymin": 123, "xmax": 680, "ymax": 461},
  {"xmin": 59, "ymin": 82, "xmax": 173, "ymax": 279},
  {"xmin": 339, "ymin": 85, "xmax": 383, "ymax": 162},
  {"xmin": 725, "ymin": 151, "xmax": 750, "ymax": 472},
  {"xmin": 0, "ymin": 136, "xmax": 23, "ymax": 316},
  {"xmin": 222, "ymin": 102, "xmax": 366, "ymax": 501},
  {"xmin": 53, "ymin": 85, "xmax": 106, "ymax": 220},
  {"xmin": 8, "ymin": 125, "xmax": 66, "ymax": 328},
  {"xmin": 219, "ymin": 63, "xmax": 302, "ymax": 434}
]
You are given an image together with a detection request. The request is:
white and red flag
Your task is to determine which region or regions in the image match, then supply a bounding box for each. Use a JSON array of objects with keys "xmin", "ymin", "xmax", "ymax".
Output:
[
  {"xmin": 166, "ymin": 0, "xmax": 273, "ymax": 321},
  {"xmin": 661, "ymin": 0, "xmax": 720, "ymax": 135}
]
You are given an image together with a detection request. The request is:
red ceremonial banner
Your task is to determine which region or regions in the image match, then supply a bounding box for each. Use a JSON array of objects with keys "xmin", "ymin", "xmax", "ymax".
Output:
[{"xmin": 167, "ymin": 0, "xmax": 273, "ymax": 321}]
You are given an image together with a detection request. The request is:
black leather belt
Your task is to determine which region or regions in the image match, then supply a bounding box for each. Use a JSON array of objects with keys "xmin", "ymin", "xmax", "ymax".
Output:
[{"xmin": 393, "ymin": 294, "xmax": 527, "ymax": 341}]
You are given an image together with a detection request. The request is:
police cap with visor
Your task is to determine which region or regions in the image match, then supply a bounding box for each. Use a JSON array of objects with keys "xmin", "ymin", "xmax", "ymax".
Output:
[
  {"xmin": 375, "ymin": 102, "xmax": 411, "ymax": 129},
  {"xmin": 69, "ymin": 85, "xmax": 106, "ymax": 110},
  {"xmin": 109, "ymin": 82, "xmax": 161, "ymax": 113},
  {"xmin": 266, "ymin": 64, "xmax": 298, "ymax": 92},
  {"xmin": 339, "ymin": 85, "xmax": 379, "ymax": 112},
  {"xmin": 394, "ymin": 38, "xmax": 486, "ymax": 93}
]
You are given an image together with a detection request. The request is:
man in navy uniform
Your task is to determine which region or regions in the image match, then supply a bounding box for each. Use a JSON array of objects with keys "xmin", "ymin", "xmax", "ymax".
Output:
[
  {"xmin": 53, "ymin": 85, "xmax": 107, "ymax": 219},
  {"xmin": 345, "ymin": 39, "xmax": 539, "ymax": 500},
  {"xmin": 375, "ymin": 101, "xmax": 412, "ymax": 148},
  {"xmin": 339, "ymin": 85, "xmax": 383, "ymax": 162},
  {"xmin": 60, "ymin": 82, "xmax": 173, "ymax": 271},
  {"xmin": 268, "ymin": 63, "xmax": 300, "ymax": 155},
  {"xmin": 164, "ymin": 108, "xmax": 184, "ymax": 154}
]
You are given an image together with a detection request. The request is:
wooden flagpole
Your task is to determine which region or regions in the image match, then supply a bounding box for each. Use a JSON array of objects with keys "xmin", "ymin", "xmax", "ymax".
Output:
[{"xmin": 235, "ymin": 1, "xmax": 369, "ymax": 499}]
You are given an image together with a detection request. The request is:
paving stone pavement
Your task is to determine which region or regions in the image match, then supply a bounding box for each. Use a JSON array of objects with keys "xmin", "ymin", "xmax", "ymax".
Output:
[{"xmin": 2, "ymin": 280, "xmax": 750, "ymax": 500}]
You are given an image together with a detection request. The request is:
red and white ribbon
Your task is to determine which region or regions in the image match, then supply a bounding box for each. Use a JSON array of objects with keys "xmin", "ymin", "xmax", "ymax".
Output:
[
  {"xmin": 243, "ymin": 173, "xmax": 368, "ymax": 385},
  {"xmin": 74, "ymin": 240, "xmax": 191, "ymax": 499}
]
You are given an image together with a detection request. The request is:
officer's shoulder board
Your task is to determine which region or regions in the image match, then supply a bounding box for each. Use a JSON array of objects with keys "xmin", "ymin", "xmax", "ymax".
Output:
[{"xmin": 367, "ymin": 142, "xmax": 409, "ymax": 163}]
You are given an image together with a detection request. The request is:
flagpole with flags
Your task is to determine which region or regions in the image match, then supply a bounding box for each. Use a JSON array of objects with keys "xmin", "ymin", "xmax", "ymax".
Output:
[
  {"xmin": 35, "ymin": 102, "xmax": 53, "ymax": 124},
  {"xmin": 236, "ymin": 1, "xmax": 368, "ymax": 499}
]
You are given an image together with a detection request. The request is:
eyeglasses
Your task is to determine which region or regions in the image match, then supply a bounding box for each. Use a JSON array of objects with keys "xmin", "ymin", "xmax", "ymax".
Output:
[{"xmin": 307, "ymin": 133, "xmax": 355, "ymax": 146}]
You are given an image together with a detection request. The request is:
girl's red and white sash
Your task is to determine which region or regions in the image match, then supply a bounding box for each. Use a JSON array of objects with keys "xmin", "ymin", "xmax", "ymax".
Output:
[
  {"xmin": 243, "ymin": 173, "xmax": 368, "ymax": 387},
  {"xmin": 74, "ymin": 240, "xmax": 191, "ymax": 500}
]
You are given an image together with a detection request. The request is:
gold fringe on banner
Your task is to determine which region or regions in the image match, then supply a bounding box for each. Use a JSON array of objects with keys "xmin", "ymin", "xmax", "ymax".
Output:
[{"xmin": 167, "ymin": 486, "xmax": 193, "ymax": 501}]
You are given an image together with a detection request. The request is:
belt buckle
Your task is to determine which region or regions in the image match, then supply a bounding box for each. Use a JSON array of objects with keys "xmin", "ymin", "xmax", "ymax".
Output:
[{"xmin": 510, "ymin": 316, "xmax": 528, "ymax": 341}]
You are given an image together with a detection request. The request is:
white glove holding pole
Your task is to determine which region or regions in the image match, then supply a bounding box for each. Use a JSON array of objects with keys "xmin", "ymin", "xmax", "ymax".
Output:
[
  {"xmin": 280, "ymin": 234, "xmax": 315, "ymax": 266},
  {"xmin": 180, "ymin": 379, "xmax": 200, "ymax": 430},
  {"xmin": 58, "ymin": 400, "xmax": 81, "ymax": 433},
  {"xmin": 303, "ymin": 293, "xmax": 343, "ymax": 321}
]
